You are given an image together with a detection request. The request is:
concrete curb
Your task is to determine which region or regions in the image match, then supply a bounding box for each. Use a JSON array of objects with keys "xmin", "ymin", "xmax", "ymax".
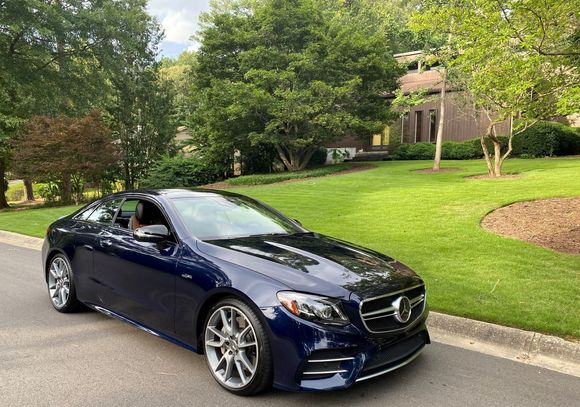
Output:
[
  {"xmin": 0, "ymin": 229, "xmax": 578, "ymax": 375},
  {"xmin": 428, "ymin": 311, "xmax": 580, "ymax": 376},
  {"xmin": 0, "ymin": 230, "xmax": 43, "ymax": 250}
]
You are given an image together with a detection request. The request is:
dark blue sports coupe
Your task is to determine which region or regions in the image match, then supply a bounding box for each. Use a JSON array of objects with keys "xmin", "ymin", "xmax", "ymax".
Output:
[{"xmin": 42, "ymin": 189, "xmax": 429, "ymax": 395}]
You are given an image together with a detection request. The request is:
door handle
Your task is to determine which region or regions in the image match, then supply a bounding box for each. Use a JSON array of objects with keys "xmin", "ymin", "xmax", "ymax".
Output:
[{"xmin": 101, "ymin": 239, "xmax": 113, "ymax": 247}]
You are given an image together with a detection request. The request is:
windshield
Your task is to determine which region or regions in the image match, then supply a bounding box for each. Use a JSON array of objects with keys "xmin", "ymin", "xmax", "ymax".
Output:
[{"xmin": 171, "ymin": 196, "xmax": 302, "ymax": 240}]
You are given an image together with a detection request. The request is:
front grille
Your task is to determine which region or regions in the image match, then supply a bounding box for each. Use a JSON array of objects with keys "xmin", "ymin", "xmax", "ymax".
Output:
[{"xmin": 359, "ymin": 284, "xmax": 426, "ymax": 333}]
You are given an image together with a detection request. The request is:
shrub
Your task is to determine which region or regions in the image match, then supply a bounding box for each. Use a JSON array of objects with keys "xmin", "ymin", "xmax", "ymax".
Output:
[
  {"xmin": 5, "ymin": 183, "xmax": 24, "ymax": 202},
  {"xmin": 140, "ymin": 155, "xmax": 224, "ymax": 188},
  {"xmin": 392, "ymin": 143, "xmax": 435, "ymax": 160},
  {"xmin": 441, "ymin": 141, "xmax": 481, "ymax": 159},
  {"xmin": 225, "ymin": 164, "xmax": 351, "ymax": 186},
  {"xmin": 514, "ymin": 121, "xmax": 580, "ymax": 157}
]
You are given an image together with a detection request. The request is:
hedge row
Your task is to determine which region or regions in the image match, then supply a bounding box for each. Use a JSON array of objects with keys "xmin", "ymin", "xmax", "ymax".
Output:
[
  {"xmin": 225, "ymin": 163, "xmax": 351, "ymax": 186},
  {"xmin": 392, "ymin": 121, "xmax": 580, "ymax": 160}
]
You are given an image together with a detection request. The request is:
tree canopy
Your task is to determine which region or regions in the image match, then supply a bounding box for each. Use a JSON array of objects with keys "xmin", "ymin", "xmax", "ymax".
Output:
[
  {"xmin": 411, "ymin": 0, "xmax": 580, "ymax": 176},
  {"xmin": 190, "ymin": 0, "xmax": 403, "ymax": 171}
]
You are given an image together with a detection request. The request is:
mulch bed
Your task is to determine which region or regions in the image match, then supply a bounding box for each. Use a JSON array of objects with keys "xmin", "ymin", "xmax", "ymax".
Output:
[
  {"xmin": 203, "ymin": 163, "xmax": 375, "ymax": 190},
  {"xmin": 481, "ymin": 197, "xmax": 580, "ymax": 255},
  {"xmin": 415, "ymin": 167, "xmax": 463, "ymax": 174}
]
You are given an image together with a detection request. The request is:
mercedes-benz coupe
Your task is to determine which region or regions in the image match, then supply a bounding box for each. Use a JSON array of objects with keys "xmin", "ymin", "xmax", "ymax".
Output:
[{"xmin": 42, "ymin": 189, "xmax": 429, "ymax": 395}]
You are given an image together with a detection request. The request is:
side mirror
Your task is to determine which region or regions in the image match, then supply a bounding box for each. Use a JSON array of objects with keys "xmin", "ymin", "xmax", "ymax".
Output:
[{"xmin": 133, "ymin": 224, "xmax": 171, "ymax": 243}]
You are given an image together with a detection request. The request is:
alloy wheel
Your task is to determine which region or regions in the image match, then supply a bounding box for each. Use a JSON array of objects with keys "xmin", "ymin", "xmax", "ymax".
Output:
[
  {"xmin": 48, "ymin": 257, "xmax": 71, "ymax": 308},
  {"xmin": 204, "ymin": 305, "xmax": 259, "ymax": 389}
]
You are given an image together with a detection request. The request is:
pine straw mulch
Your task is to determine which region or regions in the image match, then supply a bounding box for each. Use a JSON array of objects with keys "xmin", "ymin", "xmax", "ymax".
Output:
[{"xmin": 481, "ymin": 197, "xmax": 580, "ymax": 255}]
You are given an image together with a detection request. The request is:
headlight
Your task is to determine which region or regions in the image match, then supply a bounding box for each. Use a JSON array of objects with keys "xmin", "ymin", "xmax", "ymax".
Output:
[{"xmin": 277, "ymin": 291, "xmax": 349, "ymax": 326}]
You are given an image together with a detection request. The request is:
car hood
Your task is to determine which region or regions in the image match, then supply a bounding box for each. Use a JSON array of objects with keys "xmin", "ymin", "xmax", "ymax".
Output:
[{"xmin": 196, "ymin": 233, "xmax": 422, "ymax": 299}]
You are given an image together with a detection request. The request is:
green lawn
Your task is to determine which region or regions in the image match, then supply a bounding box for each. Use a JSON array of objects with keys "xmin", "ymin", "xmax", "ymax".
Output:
[
  {"xmin": 0, "ymin": 158, "xmax": 579, "ymax": 337},
  {"xmin": 0, "ymin": 205, "xmax": 81, "ymax": 237}
]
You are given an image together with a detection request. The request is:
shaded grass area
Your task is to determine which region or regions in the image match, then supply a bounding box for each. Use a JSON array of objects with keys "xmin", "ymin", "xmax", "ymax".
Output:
[
  {"xmin": 0, "ymin": 158, "xmax": 579, "ymax": 337},
  {"xmin": 224, "ymin": 163, "xmax": 352, "ymax": 186}
]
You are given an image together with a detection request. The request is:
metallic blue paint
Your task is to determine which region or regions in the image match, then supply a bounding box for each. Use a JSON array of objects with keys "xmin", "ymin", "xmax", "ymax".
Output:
[{"xmin": 42, "ymin": 188, "xmax": 430, "ymax": 392}]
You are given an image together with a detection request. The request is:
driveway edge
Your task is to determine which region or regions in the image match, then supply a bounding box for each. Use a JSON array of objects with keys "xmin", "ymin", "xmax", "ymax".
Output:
[
  {"xmin": 0, "ymin": 229, "xmax": 578, "ymax": 375},
  {"xmin": 0, "ymin": 230, "xmax": 43, "ymax": 250},
  {"xmin": 428, "ymin": 311, "xmax": 579, "ymax": 377}
]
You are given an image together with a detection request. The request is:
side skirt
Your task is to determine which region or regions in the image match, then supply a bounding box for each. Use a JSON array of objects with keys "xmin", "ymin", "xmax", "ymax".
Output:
[{"xmin": 85, "ymin": 303, "xmax": 198, "ymax": 353}]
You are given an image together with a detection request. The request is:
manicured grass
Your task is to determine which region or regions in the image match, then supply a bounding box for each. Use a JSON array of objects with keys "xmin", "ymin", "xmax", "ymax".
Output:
[
  {"xmin": 0, "ymin": 205, "xmax": 81, "ymax": 237},
  {"xmin": 224, "ymin": 163, "xmax": 352, "ymax": 186},
  {"xmin": 233, "ymin": 158, "xmax": 580, "ymax": 338},
  {"xmin": 0, "ymin": 158, "xmax": 579, "ymax": 337}
]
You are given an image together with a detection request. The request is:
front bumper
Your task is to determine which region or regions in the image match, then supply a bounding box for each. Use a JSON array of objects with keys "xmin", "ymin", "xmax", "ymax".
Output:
[{"xmin": 262, "ymin": 305, "xmax": 429, "ymax": 391}]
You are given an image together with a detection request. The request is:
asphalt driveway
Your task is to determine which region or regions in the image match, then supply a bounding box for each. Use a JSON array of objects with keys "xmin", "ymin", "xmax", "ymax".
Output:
[{"xmin": 0, "ymin": 242, "xmax": 578, "ymax": 406}]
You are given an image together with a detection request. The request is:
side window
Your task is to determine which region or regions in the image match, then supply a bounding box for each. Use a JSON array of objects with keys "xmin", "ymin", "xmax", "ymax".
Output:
[
  {"xmin": 115, "ymin": 199, "xmax": 139, "ymax": 229},
  {"xmin": 87, "ymin": 198, "xmax": 124, "ymax": 225},
  {"xmin": 75, "ymin": 204, "xmax": 98, "ymax": 221}
]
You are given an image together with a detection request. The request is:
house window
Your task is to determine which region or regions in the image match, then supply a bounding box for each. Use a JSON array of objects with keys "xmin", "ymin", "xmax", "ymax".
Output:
[
  {"xmin": 401, "ymin": 113, "xmax": 410, "ymax": 143},
  {"xmin": 414, "ymin": 111, "xmax": 423, "ymax": 143},
  {"xmin": 371, "ymin": 126, "xmax": 390, "ymax": 148},
  {"xmin": 429, "ymin": 110, "xmax": 437, "ymax": 143}
]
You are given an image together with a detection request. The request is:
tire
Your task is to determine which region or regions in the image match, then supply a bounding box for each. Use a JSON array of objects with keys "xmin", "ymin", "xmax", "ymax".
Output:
[
  {"xmin": 47, "ymin": 254, "xmax": 80, "ymax": 313},
  {"xmin": 203, "ymin": 297, "xmax": 273, "ymax": 396}
]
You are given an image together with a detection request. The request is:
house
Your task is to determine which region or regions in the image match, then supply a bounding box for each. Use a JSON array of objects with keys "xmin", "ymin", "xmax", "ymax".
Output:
[{"xmin": 326, "ymin": 50, "xmax": 511, "ymax": 157}]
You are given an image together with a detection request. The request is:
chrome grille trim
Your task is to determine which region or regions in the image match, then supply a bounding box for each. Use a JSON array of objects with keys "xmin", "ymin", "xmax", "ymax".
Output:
[
  {"xmin": 307, "ymin": 357, "xmax": 355, "ymax": 363},
  {"xmin": 303, "ymin": 370, "xmax": 348, "ymax": 375},
  {"xmin": 359, "ymin": 284, "xmax": 426, "ymax": 334}
]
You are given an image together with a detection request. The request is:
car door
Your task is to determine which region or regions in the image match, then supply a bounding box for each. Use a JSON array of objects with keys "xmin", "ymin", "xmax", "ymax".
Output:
[
  {"xmin": 66, "ymin": 202, "xmax": 103, "ymax": 305},
  {"xmin": 93, "ymin": 197, "xmax": 180, "ymax": 335}
]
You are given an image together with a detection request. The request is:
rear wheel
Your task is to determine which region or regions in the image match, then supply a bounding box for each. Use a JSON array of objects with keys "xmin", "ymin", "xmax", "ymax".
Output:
[
  {"xmin": 47, "ymin": 254, "xmax": 80, "ymax": 313},
  {"xmin": 204, "ymin": 298, "xmax": 273, "ymax": 396}
]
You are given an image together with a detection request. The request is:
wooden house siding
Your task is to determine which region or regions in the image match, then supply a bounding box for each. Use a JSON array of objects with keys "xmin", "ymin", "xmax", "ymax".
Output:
[{"xmin": 400, "ymin": 92, "xmax": 511, "ymax": 144}]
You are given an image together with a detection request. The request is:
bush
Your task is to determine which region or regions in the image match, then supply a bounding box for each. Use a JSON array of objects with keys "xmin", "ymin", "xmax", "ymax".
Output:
[
  {"xmin": 514, "ymin": 121, "xmax": 580, "ymax": 157},
  {"xmin": 225, "ymin": 164, "xmax": 351, "ymax": 186},
  {"xmin": 391, "ymin": 143, "xmax": 435, "ymax": 160},
  {"xmin": 441, "ymin": 141, "xmax": 481, "ymax": 159},
  {"xmin": 392, "ymin": 122, "xmax": 580, "ymax": 161},
  {"xmin": 5, "ymin": 183, "xmax": 24, "ymax": 202},
  {"xmin": 140, "ymin": 155, "xmax": 224, "ymax": 188}
]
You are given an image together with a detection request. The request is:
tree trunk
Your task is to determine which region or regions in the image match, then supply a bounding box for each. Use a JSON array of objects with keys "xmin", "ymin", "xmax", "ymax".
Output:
[
  {"xmin": 61, "ymin": 173, "xmax": 72, "ymax": 204},
  {"xmin": 274, "ymin": 144, "xmax": 318, "ymax": 171},
  {"xmin": 23, "ymin": 179, "xmax": 34, "ymax": 201},
  {"xmin": 0, "ymin": 157, "xmax": 9, "ymax": 209},
  {"xmin": 492, "ymin": 139, "xmax": 502, "ymax": 177},
  {"xmin": 432, "ymin": 71, "xmax": 447, "ymax": 171},
  {"xmin": 481, "ymin": 126, "xmax": 494, "ymax": 176},
  {"xmin": 274, "ymin": 144, "xmax": 317, "ymax": 171}
]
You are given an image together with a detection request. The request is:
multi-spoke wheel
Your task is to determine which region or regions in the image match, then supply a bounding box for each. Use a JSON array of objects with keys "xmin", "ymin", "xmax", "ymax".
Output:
[
  {"xmin": 47, "ymin": 254, "xmax": 79, "ymax": 313},
  {"xmin": 204, "ymin": 298, "xmax": 273, "ymax": 395}
]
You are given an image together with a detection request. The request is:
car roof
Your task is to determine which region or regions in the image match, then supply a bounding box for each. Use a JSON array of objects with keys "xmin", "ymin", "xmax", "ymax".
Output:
[{"xmin": 107, "ymin": 188, "xmax": 244, "ymax": 200}]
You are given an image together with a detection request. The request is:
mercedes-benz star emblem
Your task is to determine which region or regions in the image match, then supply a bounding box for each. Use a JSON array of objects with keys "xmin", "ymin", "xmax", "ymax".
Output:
[{"xmin": 392, "ymin": 295, "xmax": 412, "ymax": 323}]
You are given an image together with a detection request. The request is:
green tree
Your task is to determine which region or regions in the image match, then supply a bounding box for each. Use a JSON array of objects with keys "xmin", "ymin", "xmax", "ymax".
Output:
[
  {"xmin": 160, "ymin": 51, "xmax": 198, "ymax": 126},
  {"xmin": 412, "ymin": 0, "xmax": 579, "ymax": 176},
  {"xmin": 191, "ymin": 0, "xmax": 403, "ymax": 171},
  {"xmin": 0, "ymin": 0, "xmax": 164, "ymax": 206},
  {"xmin": 108, "ymin": 66, "xmax": 177, "ymax": 189}
]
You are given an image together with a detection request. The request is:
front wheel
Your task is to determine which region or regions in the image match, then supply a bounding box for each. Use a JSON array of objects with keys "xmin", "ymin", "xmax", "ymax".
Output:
[
  {"xmin": 204, "ymin": 298, "xmax": 273, "ymax": 396},
  {"xmin": 47, "ymin": 254, "xmax": 80, "ymax": 313}
]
